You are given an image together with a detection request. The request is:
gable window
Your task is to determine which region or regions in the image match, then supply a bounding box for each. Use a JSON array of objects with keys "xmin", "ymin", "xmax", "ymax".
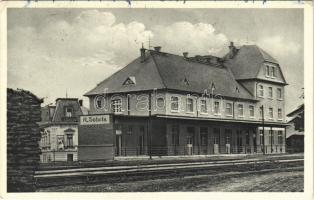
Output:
[
  {"xmin": 112, "ymin": 99, "xmax": 122, "ymax": 113},
  {"xmin": 226, "ymin": 103, "xmax": 233, "ymax": 116},
  {"xmin": 238, "ymin": 104, "xmax": 244, "ymax": 117},
  {"xmin": 271, "ymin": 66, "xmax": 276, "ymax": 78},
  {"xmin": 278, "ymin": 108, "xmax": 283, "ymax": 120},
  {"xmin": 65, "ymin": 107, "xmax": 73, "ymax": 118},
  {"xmin": 249, "ymin": 105, "xmax": 254, "ymax": 118},
  {"xmin": 269, "ymin": 107, "xmax": 274, "ymax": 119},
  {"xmin": 268, "ymin": 87, "xmax": 273, "ymax": 99},
  {"xmin": 214, "ymin": 101, "xmax": 220, "ymax": 115},
  {"xmin": 186, "ymin": 98, "xmax": 194, "ymax": 113},
  {"xmin": 123, "ymin": 76, "xmax": 136, "ymax": 85},
  {"xmin": 258, "ymin": 85, "xmax": 264, "ymax": 97},
  {"xmin": 171, "ymin": 96, "xmax": 179, "ymax": 112},
  {"xmin": 277, "ymin": 88, "xmax": 283, "ymax": 100},
  {"xmin": 200, "ymin": 99, "xmax": 207, "ymax": 114},
  {"xmin": 266, "ymin": 65, "xmax": 270, "ymax": 77}
]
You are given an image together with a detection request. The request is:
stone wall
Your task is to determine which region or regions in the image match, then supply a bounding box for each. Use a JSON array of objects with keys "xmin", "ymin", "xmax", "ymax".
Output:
[{"xmin": 7, "ymin": 88, "xmax": 42, "ymax": 192}]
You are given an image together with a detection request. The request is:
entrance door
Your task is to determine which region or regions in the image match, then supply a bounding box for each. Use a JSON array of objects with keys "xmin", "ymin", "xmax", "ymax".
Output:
[
  {"xmin": 116, "ymin": 135, "xmax": 122, "ymax": 156},
  {"xmin": 225, "ymin": 129, "xmax": 232, "ymax": 154},
  {"xmin": 214, "ymin": 128, "xmax": 220, "ymax": 154},
  {"xmin": 67, "ymin": 154, "xmax": 73, "ymax": 162},
  {"xmin": 237, "ymin": 131, "xmax": 243, "ymax": 153},
  {"xmin": 186, "ymin": 127, "xmax": 195, "ymax": 155}
]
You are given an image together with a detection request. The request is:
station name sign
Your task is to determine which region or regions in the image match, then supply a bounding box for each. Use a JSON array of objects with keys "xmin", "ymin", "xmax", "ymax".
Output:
[{"xmin": 80, "ymin": 115, "xmax": 110, "ymax": 125}]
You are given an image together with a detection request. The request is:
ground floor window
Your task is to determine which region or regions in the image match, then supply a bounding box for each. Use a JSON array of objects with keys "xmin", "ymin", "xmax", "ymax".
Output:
[{"xmin": 278, "ymin": 130, "xmax": 283, "ymax": 144}]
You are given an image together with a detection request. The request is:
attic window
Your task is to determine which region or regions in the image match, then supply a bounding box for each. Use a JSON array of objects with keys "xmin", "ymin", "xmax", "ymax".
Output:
[
  {"xmin": 123, "ymin": 76, "xmax": 136, "ymax": 85},
  {"xmin": 65, "ymin": 107, "xmax": 73, "ymax": 118},
  {"xmin": 235, "ymin": 86, "xmax": 240, "ymax": 93}
]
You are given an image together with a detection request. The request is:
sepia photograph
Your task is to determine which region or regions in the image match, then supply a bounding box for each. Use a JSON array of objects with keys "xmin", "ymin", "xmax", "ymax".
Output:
[{"xmin": 1, "ymin": 2, "xmax": 312, "ymax": 197}]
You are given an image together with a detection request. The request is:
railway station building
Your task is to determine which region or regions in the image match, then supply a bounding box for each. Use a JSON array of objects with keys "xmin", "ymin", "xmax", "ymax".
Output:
[{"xmin": 84, "ymin": 42, "xmax": 288, "ymax": 157}]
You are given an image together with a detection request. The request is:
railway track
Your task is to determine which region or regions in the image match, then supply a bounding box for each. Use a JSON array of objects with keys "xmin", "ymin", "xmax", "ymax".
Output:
[{"xmin": 35, "ymin": 157, "xmax": 303, "ymax": 188}]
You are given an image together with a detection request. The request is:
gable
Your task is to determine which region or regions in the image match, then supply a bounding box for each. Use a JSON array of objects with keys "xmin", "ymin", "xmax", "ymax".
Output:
[{"xmin": 256, "ymin": 62, "xmax": 286, "ymax": 84}]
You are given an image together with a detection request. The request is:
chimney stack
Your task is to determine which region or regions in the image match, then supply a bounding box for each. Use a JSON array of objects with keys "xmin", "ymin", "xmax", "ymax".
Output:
[
  {"xmin": 228, "ymin": 41, "xmax": 237, "ymax": 59},
  {"xmin": 183, "ymin": 52, "xmax": 189, "ymax": 58},
  {"xmin": 79, "ymin": 99, "xmax": 83, "ymax": 106},
  {"xmin": 154, "ymin": 46, "xmax": 162, "ymax": 52},
  {"xmin": 140, "ymin": 45, "xmax": 146, "ymax": 63}
]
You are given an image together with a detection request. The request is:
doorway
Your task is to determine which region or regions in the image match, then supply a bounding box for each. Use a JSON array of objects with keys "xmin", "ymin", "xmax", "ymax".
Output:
[
  {"xmin": 67, "ymin": 154, "xmax": 73, "ymax": 162},
  {"xmin": 116, "ymin": 135, "xmax": 122, "ymax": 156}
]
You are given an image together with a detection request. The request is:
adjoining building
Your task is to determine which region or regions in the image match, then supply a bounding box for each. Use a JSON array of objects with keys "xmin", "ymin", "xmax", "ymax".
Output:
[
  {"xmin": 286, "ymin": 104, "xmax": 304, "ymax": 153},
  {"xmin": 84, "ymin": 42, "xmax": 288, "ymax": 157},
  {"xmin": 39, "ymin": 98, "xmax": 88, "ymax": 163}
]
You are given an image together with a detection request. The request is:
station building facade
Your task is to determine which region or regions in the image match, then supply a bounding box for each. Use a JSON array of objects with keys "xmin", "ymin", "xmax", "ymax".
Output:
[{"xmin": 84, "ymin": 42, "xmax": 288, "ymax": 156}]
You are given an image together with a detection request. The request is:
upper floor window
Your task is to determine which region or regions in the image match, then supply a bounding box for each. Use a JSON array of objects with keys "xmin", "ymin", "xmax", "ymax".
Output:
[
  {"xmin": 156, "ymin": 97, "xmax": 165, "ymax": 108},
  {"xmin": 170, "ymin": 96, "xmax": 179, "ymax": 112},
  {"xmin": 214, "ymin": 101, "xmax": 220, "ymax": 115},
  {"xmin": 268, "ymin": 87, "xmax": 273, "ymax": 99},
  {"xmin": 111, "ymin": 99, "xmax": 122, "ymax": 113},
  {"xmin": 277, "ymin": 88, "xmax": 283, "ymax": 100},
  {"xmin": 226, "ymin": 103, "xmax": 233, "ymax": 116},
  {"xmin": 269, "ymin": 107, "xmax": 274, "ymax": 119},
  {"xmin": 249, "ymin": 105, "xmax": 254, "ymax": 118},
  {"xmin": 66, "ymin": 134, "xmax": 73, "ymax": 148},
  {"xmin": 200, "ymin": 99, "xmax": 207, "ymax": 114},
  {"xmin": 259, "ymin": 107, "xmax": 263, "ymax": 119},
  {"xmin": 95, "ymin": 95, "xmax": 105, "ymax": 109},
  {"xmin": 258, "ymin": 85, "xmax": 264, "ymax": 97},
  {"xmin": 238, "ymin": 104, "xmax": 244, "ymax": 117},
  {"xmin": 186, "ymin": 98, "xmax": 194, "ymax": 113},
  {"xmin": 278, "ymin": 108, "xmax": 283, "ymax": 120},
  {"xmin": 65, "ymin": 107, "xmax": 73, "ymax": 118}
]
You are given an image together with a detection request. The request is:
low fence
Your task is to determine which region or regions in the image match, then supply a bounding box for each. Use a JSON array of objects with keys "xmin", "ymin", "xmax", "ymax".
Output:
[{"xmin": 114, "ymin": 145, "xmax": 286, "ymax": 157}]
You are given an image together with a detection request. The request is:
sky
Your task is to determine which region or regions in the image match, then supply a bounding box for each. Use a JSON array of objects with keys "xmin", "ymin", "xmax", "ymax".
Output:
[{"xmin": 7, "ymin": 8, "xmax": 304, "ymax": 113}]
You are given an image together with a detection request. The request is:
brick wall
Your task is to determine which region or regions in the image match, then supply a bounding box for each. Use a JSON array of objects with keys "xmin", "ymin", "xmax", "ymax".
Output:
[{"xmin": 7, "ymin": 88, "xmax": 42, "ymax": 192}]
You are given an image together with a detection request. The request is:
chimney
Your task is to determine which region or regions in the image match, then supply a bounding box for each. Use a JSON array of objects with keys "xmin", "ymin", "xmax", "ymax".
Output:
[
  {"xmin": 228, "ymin": 41, "xmax": 237, "ymax": 59},
  {"xmin": 154, "ymin": 46, "xmax": 162, "ymax": 52},
  {"xmin": 140, "ymin": 46, "xmax": 146, "ymax": 63},
  {"xmin": 183, "ymin": 52, "xmax": 189, "ymax": 58},
  {"xmin": 79, "ymin": 99, "xmax": 83, "ymax": 106}
]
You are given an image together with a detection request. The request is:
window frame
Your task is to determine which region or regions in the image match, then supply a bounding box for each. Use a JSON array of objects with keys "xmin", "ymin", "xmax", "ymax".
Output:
[
  {"xmin": 268, "ymin": 87, "xmax": 273, "ymax": 99},
  {"xmin": 278, "ymin": 130, "xmax": 283, "ymax": 145},
  {"xmin": 237, "ymin": 103, "xmax": 244, "ymax": 117},
  {"xmin": 170, "ymin": 96, "xmax": 180, "ymax": 113},
  {"xmin": 214, "ymin": 101, "xmax": 221, "ymax": 115},
  {"xmin": 249, "ymin": 105, "xmax": 255, "ymax": 118},
  {"xmin": 111, "ymin": 98, "xmax": 122, "ymax": 114},
  {"xmin": 200, "ymin": 98, "xmax": 208, "ymax": 114},
  {"xmin": 226, "ymin": 102, "xmax": 233, "ymax": 117},
  {"xmin": 186, "ymin": 97, "xmax": 194, "ymax": 113},
  {"xmin": 258, "ymin": 85, "xmax": 264, "ymax": 98},
  {"xmin": 268, "ymin": 107, "xmax": 274, "ymax": 120},
  {"xmin": 277, "ymin": 88, "xmax": 283, "ymax": 100},
  {"xmin": 265, "ymin": 65, "xmax": 270, "ymax": 77},
  {"xmin": 278, "ymin": 108, "xmax": 283, "ymax": 120}
]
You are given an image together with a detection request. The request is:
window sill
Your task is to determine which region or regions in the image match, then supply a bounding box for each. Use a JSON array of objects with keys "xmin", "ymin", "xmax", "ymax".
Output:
[
  {"xmin": 170, "ymin": 110, "xmax": 179, "ymax": 113},
  {"xmin": 278, "ymin": 118, "xmax": 283, "ymax": 121},
  {"xmin": 200, "ymin": 112, "xmax": 208, "ymax": 115},
  {"xmin": 249, "ymin": 116, "xmax": 255, "ymax": 119},
  {"xmin": 238, "ymin": 115, "xmax": 244, "ymax": 118},
  {"xmin": 186, "ymin": 111, "xmax": 194, "ymax": 114},
  {"xmin": 277, "ymin": 98, "xmax": 284, "ymax": 101},
  {"xmin": 268, "ymin": 118, "xmax": 274, "ymax": 121},
  {"xmin": 213, "ymin": 113, "xmax": 221, "ymax": 116},
  {"xmin": 226, "ymin": 114, "xmax": 233, "ymax": 117}
]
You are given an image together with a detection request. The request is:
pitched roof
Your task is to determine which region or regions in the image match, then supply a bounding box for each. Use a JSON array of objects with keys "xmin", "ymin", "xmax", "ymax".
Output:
[
  {"xmin": 224, "ymin": 45, "xmax": 280, "ymax": 80},
  {"xmin": 39, "ymin": 99, "xmax": 84, "ymax": 125},
  {"xmin": 85, "ymin": 50, "xmax": 255, "ymax": 101}
]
